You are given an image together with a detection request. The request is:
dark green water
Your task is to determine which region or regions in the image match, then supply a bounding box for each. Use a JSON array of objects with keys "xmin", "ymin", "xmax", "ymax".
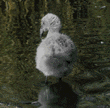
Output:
[{"xmin": 0, "ymin": 0, "xmax": 110, "ymax": 108}]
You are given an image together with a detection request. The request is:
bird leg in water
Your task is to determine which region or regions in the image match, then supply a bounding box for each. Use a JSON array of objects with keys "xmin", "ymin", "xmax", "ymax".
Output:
[{"xmin": 45, "ymin": 76, "xmax": 48, "ymax": 84}]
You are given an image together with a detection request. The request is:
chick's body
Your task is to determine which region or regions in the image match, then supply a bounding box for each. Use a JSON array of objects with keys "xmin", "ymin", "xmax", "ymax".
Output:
[{"xmin": 35, "ymin": 31, "xmax": 77, "ymax": 78}]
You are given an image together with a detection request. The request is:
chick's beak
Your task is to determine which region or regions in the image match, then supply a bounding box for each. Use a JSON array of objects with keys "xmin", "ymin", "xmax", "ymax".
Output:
[
  {"xmin": 40, "ymin": 28, "xmax": 44, "ymax": 40},
  {"xmin": 40, "ymin": 26, "xmax": 48, "ymax": 41}
]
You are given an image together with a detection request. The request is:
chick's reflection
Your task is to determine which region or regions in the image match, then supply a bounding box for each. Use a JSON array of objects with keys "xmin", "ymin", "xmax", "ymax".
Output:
[{"xmin": 32, "ymin": 81, "xmax": 78, "ymax": 108}]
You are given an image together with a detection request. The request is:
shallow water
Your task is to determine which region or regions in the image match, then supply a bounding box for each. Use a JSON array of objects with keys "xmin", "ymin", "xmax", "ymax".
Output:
[
  {"xmin": 0, "ymin": 0, "xmax": 110, "ymax": 107},
  {"xmin": 0, "ymin": 26, "xmax": 110, "ymax": 107}
]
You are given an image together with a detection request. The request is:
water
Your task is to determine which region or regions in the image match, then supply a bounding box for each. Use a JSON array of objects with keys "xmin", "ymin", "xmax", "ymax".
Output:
[{"xmin": 0, "ymin": 0, "xmax": 110, "ymax": 107}]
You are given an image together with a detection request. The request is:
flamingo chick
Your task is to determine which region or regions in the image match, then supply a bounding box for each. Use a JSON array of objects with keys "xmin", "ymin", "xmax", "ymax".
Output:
[{"xmin": 35, "ymin": 13, "xmax": 77, "ymax": 83}]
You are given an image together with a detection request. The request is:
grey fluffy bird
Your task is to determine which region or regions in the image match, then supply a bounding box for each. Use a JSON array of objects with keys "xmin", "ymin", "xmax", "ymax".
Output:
[{"xmin": 35, "ymin": 13, "xmax": 77, "ymax": 83}]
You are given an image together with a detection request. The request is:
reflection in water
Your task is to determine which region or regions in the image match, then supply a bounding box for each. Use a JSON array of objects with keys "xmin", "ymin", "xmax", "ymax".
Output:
[{"xmin": 32, "ymin": 81, "xmax": 78, "ymax": 108}]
